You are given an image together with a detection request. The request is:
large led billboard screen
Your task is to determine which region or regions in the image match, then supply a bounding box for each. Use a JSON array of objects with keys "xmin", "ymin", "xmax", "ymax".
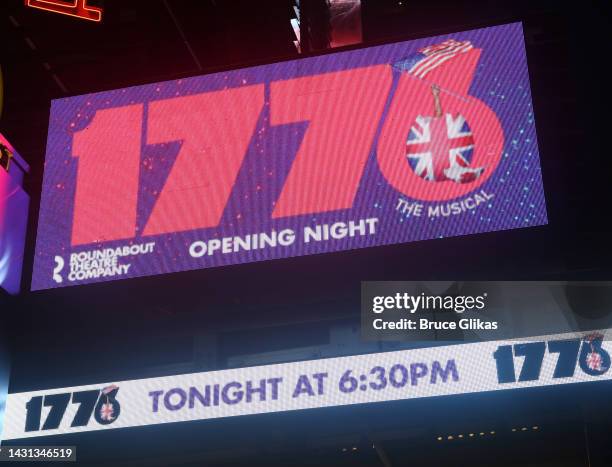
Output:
[
  {"xmin": 32, "ymin": 22, "xmax": 547, "ymax": 290},
  {"xmin": 2, "ymin": 329, "xmax": 609, "ymax": 440}
]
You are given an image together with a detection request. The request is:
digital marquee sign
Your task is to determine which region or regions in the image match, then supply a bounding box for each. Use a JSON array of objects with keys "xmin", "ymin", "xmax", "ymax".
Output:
[
  {"xmin": 2, "ymin": 329, "xmax": 609, "ymax": 440},
  {"xmin": 32, "ymin": 22, "xmax": 547, "ymax": 290},
  {"xmin": 0, "ymin": 135, "xmax": 29, "ymax": 296}
]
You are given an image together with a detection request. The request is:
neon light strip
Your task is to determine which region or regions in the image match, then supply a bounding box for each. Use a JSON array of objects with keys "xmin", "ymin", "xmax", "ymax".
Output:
[{"xmin": 25, "ymin": 0, "xmax": 102, "ymax": 23}]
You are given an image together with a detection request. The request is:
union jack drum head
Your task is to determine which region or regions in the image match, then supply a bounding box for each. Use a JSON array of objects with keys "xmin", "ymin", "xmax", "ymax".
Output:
[{"xmin": 405, "ymin": 113, "xmax": 485, "ymax": 184}]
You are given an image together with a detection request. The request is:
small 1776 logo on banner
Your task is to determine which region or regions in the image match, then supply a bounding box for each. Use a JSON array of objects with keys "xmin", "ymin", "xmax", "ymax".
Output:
[
  {"xmin": 25, "ymin": 0, "xmax": 103, "ymax": 22},
  {"xmin": 23, "ymin": 385, "xmax": 120, "ymax": 433}
]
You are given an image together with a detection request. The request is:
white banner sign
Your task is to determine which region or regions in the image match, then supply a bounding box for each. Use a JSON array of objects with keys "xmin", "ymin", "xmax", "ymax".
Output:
[{"xmin": 4, "ymin": 329, "xmax": 611, "ymax": 440}]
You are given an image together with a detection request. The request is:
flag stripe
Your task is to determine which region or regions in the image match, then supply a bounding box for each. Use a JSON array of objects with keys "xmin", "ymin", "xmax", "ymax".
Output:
[
  {"xmin": 407, "ymin": 40, "xmax": 473, "ymax": 78},
  {"xmin": 410, "ymin": 41, "xmax": 473, "ymax": 78}
]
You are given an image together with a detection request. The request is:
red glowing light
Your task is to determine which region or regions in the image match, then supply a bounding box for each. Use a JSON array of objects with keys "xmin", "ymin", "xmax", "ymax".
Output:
[{"xmin": 25, "ymin": 0, "xmax": 103, "ymax": 23}]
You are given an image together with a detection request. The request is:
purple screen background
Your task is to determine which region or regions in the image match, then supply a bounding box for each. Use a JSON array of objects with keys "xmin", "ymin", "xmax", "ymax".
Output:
[{"xmin": 32, "ymin": 22, "xmax": 547, "ymax": 290}]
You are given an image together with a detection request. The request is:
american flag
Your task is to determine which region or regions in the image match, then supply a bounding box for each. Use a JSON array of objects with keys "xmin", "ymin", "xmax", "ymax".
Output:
[
  {"xmin": 393, "ymin": 39, "xmax": 474, "ymax": 79},
  {"xmin": 102, "ymin": 384, "xmax": 118, "ymax": 395},
  {"xmin": 406, "ymin": 114, "xmax": 484, "ymax": 183}
]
